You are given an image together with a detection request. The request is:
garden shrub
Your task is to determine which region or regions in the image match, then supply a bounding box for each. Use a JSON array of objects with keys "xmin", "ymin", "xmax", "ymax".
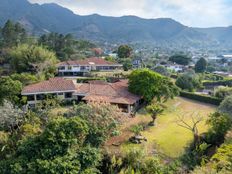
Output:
[{"xmin": 203, "ymin": 79, "xmax": 232, "ymax": 87}]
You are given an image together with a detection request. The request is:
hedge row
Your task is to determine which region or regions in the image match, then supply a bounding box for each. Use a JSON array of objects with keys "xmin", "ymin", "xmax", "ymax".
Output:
[
  {"xmin": 203, "ymin": 79, "xmax": 232, "ymax": 87},
  {"xmin": 179, "ymin": 91, "xmax": 223, "ymax": 105}
]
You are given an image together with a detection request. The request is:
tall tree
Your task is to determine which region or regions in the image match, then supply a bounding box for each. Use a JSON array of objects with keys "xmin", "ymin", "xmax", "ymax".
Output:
[
  {"xmin": 128, "ymin": 69, "xmax": 179, "ymax": 103},
  {"xmin": 39, "ymin": 33, "xmax": 96, "ymax": 61},
  {"xmin": 39, "ymin": 32, "xmax": 75, "ymax": 61},
  {"xmin": 169, "ymin": 54, "xmax": 191, "ymax": 65},
  {"xmin": 0, "ymin": 77, "xmax": 22, "ymax": 105},
  {"xmin": 117, "ymin": 45, "xmax": 132, "ymax": 58},
  {"xmin": 195, "ymin": 58, "xmax": 207, "ymax": 73},
  {"xmin": 1, "ymin": 20, "xmax": 26, "ymax": 47},
  {"xmin": 9, "ymin": 44, "xmax": 58, "ymax": 79}
]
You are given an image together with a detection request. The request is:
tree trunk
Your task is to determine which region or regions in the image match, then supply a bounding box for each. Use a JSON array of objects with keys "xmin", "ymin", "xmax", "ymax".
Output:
[
  {"xmin": 152, "ymin": 115, "xmax": 157, "ymax": 123},
  {"xmin": 193, "ymin": 133, "xmax": 200, "ymax": 148},
  {"xmin": 149, "ymin": 115, "xmax": 157, "ymax": 126}
]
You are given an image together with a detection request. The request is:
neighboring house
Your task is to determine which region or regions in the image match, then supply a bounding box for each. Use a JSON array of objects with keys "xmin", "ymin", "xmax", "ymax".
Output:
[
  {"xmin": 213, "ymin": 71, "xmax": 230, "ymax": 77},
  {"xmin": 165, "ymin": 64, "xmax": 185, "ymax": 72},
  {"xmin": 207, "ymin": 56, "xmax": 222, "ymax": 63},
  {"xmin": 57, "ymin": 57, "xmax": 122, "ymax": 76},
  {"xmin": 21, "ymin": 78, "xmax": 76, "ymax": 108},
  {"xmin": 108, "ymin": 53, "xmax": 118, "ymax": 58},
  {"xmin": 21, "ymin": 78, "xmax": 142, "ymax": 113},
  {"xmin": 221, "ymin": 54, "xmax": 232, "ymax": 62},
  {"xmin": 132, "ymin": 58, "xmax": 143, "ymax": 69}
]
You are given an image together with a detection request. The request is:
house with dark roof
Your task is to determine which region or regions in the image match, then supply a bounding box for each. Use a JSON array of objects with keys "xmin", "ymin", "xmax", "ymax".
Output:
[
  {"xmin": 21, "ymin": 78, "xmax": 142, "ymax": 113},
  {"xmin": 57, "ymin": 57, "xmax": 123, "ymax": 76}
]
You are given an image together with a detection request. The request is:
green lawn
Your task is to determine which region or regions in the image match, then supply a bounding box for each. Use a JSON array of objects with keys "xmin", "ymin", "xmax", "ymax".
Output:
[{"xmin": 120, "ymin": 97, "xmax": 216, "ymax": 158}]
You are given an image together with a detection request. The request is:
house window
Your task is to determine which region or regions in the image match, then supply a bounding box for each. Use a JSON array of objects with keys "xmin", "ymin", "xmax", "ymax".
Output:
[
  {"xmin": 27, "ymin": 95, "xmax": 35, "ymax": 101},
  {"xmin": 36, "ymin": 94, "xmax": 45, "ymax": 100},
  {"xmin": 58, "ymin": 66, "xmax": 65, "ymax": 70},
  {"xmin": 65, "ymin": 92, "xmax": 72, "ymax": 98},
  {"xmin": 28, "ymin": 104, "xmax": 36, "ymax": 108},
  {"xmin": 58, "ymin": 93, "xmax": 63, "ymax": 95},
  {"xmin": 80, "ymin": 66, "xmax": 86, "ymax": 70},
  {"xmin": 68, "ymin": 66, "xmax": 72, "ymax": 70}
]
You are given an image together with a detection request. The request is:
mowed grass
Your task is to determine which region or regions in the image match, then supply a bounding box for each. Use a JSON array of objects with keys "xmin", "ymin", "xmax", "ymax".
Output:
[{"xmin": 121, "ymin": 97, "xmax": 216, "ymax": 158}]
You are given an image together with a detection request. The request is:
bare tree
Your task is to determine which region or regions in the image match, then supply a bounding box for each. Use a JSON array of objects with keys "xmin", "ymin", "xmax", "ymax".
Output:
[{"xmin": 176, "ymin": 112, "xmax": 203, "ymax": 148}]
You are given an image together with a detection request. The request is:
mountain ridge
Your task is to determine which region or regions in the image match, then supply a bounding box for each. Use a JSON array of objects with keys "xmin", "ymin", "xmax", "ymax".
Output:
[{"xmin": 1, "ymin": 0, "xmax": 232, "ymax": 48}]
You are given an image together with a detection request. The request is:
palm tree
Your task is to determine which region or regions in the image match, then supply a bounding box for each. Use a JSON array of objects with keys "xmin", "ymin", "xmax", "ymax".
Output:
[{"xmin": 146, "ymin": 104, "xmax": 164, "ymax": 126}]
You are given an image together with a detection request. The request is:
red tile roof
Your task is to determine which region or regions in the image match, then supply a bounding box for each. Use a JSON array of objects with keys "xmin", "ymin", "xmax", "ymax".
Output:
[
  {"xmin": 22, "ymin": 77, "xmax": 76, "ymax": 94},
  {"xmin": 21, "ymin": 78, "xmax": 141, "ymax": 105},
  {"xmin": 75, "ymin": 80, "xmax": 141, "ymax": 105},
  {"xmin": 58, "ymin": 57, "xmax": 122, "ymax": 66}
]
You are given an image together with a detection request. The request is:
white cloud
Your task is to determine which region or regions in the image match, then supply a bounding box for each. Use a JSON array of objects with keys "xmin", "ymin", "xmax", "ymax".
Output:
[{"xmin": 28, "ymin": 0, "xmax": 232, "ymax": 27}]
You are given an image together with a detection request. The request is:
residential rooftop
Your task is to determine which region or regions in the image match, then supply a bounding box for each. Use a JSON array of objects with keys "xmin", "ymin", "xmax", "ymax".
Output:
[
  {"xmin": 21, "ymin": 78, "xmax": 141, "ymax": 106},
  {"xmin": 75, "ymin": 80, "xmax": 140, "ymax": 105},
  {"xmin": 21, "ymin": 77, "xmax": 76, "ymax": 95}
]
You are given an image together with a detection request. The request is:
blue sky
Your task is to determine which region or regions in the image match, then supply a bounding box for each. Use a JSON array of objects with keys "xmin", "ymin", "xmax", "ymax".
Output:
[{"xmin": 28, "ymin": 0, "xmax": 232, "ymax": 27}]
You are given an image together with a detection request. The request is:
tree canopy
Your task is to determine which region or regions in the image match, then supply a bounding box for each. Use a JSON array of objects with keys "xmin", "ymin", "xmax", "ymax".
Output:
[
  {"xmin": 218, "ymin": 95, "xmax": 232, "ymax": 117},
  {"xmin": 0, "ymin": 77, "xmax": 22, "ymax": 105},
  {"xmin": 69, "ymin": 102, "xmax": 122, "ymax": 146},
  {"xmin": 0, "ymin": 100, "xmax": 124, "ymax": 174},
  {"xmin": 128, "ymin": 69, "xmax": 179, "ymax": 103},
  {"xmin": 195, "ymin": 58, "xmax": 207, "ymax": 73},
  {"xmin": 117, "ymin": 45, "xmax": 132, "ymax": 58},
  {"xmin": 9, "ymin": 44, "xmax": 58, "ymax": 79},
  {"xmin": 1, "ymin": 20, "xmax": 27, "ymax": 47},
  {"xmin": 169, "ymin": 54, "xmax": 191, "ymax": 65},
  {"xmin": 0, "ymin": 116, "xmax": 102, "ymax": 174},
  {"xmin": 176, "ymin": 71, "xmax": 201, "ymax": 92},
  {"xmin": 39, "ymin": 33, "xmax": 96, "ymax": 61},
  {"xmin": 153, "ymin": 66, "xmax": 170, "ymax": 76}
]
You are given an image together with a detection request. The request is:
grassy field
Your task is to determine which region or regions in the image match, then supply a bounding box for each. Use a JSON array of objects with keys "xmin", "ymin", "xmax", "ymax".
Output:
[{"xmin": 107, "ymin": 97, "xmax": 216, "ymax": 158}]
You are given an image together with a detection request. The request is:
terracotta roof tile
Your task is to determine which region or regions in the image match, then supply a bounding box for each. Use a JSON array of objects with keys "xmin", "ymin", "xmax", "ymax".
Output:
[
  {"xmin": 75, "ymin": 80, "xmax": 141, "ymax": 105},
  {"xmin": 22, "ymin": 77, "xmax": 76, "ymax": 94}
]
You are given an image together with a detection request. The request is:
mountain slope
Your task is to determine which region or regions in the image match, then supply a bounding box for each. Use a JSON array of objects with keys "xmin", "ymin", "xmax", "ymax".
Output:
[
  {"xmin": 0, "ymin": 0, "xmax": 217, "ymax": 46},
  {"xmin": 195, "ymin": 27, "xmax": 232, "ymax": 46}
]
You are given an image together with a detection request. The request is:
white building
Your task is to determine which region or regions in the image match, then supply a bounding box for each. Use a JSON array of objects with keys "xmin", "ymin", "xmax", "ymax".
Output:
[
  {"xmin": 57, "ymin": 57, "xmax": 122, "ymax": 76},
  {"xmin": 165, "ymin": 64, "xmax": 185, "ymax": 72}
]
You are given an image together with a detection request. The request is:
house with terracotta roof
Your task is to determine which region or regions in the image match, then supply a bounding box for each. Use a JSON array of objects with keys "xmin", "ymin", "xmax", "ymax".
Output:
[
  {"xmin": 57, "ymin": 57, "xmax": 123, "ymax": 76},
  {"xmin": 21, "ymin": 78, "xmax": 142, "ymax": 113},
  {"xmin": 21, "ymin": 78, "xmax": 76, "ymax": 107}
]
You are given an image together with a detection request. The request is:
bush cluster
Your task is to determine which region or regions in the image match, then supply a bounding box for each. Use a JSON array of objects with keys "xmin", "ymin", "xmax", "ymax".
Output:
[{"xmin": 203, "ymin": 79, "xmax": 232, "ymax": 87}]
